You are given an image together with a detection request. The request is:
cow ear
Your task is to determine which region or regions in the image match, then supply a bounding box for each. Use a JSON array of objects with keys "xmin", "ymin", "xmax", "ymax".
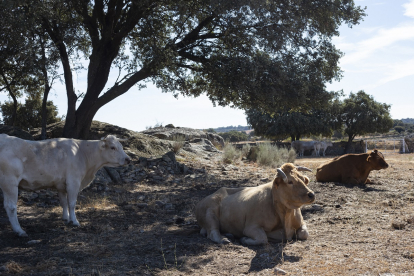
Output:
[
  {"xmin": 99, "ymin": 139, "xmax": 107, "ymax": 149},
  {"xmin": 273, "ymin": 168, "xmax": 288, "ymax": 187}
]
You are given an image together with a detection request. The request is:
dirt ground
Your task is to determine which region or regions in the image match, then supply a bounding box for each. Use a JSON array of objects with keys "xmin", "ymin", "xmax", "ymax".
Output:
[{"xmin": 1, "ymin": 151, "xmax": 414, "ymax": 276}]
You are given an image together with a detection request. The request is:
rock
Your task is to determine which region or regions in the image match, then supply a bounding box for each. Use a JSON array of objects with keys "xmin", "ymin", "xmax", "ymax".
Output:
[
  {"xmin": 137, "ymin": 203, "xmax": 148, "ymax": 208},
  {"xmin": 155, "ymin": 200, "xmax": 165, "ymax": 207},
  {"xmin": 28, "ymin": 240, "xmax": 41, "ymax": 245},
  {"xmin": 0, "ymin": 124, "xmax": 34, "ymax": 140},
  {"xmin": 104, "ymin": 167, "xmax": 122, "ymax": 183},
  {"xmin": 141, "ymin": 126, "xmax": 224, "ymax": 147},
  {"xmin": 392, "ymin": 220, "xmax": 406, "ymax": 230},
  {"xmin": 0, "ymin": 266, "xmax": 8, "ymax": 272},
  {"xmin": 273, "ymin": 267, "xmax": 287, "ymax": 275}
]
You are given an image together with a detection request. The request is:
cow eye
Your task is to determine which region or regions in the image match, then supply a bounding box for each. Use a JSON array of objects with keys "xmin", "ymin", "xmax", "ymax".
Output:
[
  {"xmin": 111, "ymin": 146, "xmax": 116, "ymax": 150},
  {"xmin": 288, "ymin": 181, "xmax": 293, "ymax": 184}
]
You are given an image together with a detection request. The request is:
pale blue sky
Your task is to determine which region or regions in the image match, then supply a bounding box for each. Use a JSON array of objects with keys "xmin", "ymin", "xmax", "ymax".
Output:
[{"xmin": 1, "ymin": 0, "xmax": 413, "ymax": 132}]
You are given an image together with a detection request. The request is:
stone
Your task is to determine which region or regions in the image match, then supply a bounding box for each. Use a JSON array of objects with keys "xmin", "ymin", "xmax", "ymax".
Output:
[
  {"xmin": 28, "ymin": 240, "xmax": 41, "ymax": 245},
  {"xmin": 273, "ymin": 267, "xmax": 287, "ymax": 275},
  {"xmin": 105, "ymin": 167, "xmax": 122, "ymax": 183},
  {"xmin": 391, "ymin": 220, "xmax": 406, "ymax": 230}
]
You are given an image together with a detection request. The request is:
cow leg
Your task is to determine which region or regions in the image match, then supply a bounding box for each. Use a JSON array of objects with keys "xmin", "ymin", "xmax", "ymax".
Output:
[
  {"xmin": 241, "ymin": 225, "xmax": 268, "ymax": 245},
  {"xmin": 204, "ymin": 209, "xmax": 230, "ymax": 244},
  {"xmin": 66, "ymin": 179, "xmax": 81, "ymax": 226},
  {"xmin": 296, "ymin": 224, "xmax": 309, "ymax": 240},
  {"xmin": 267, "ymin": 229, "xmax": 285, "ymax": 242},
  {"xmin": 1, "ymin": 180, "xmax": 27, "ymax": 236},
  {"xmin": 58, "ymin": 191, "xmax": 69, "ymax": 222}
]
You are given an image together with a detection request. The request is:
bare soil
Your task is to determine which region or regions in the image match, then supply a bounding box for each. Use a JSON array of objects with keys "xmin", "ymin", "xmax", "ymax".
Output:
[{"xmin": 1, "ymin": 152, "xmax": 414, "ymax": 276}]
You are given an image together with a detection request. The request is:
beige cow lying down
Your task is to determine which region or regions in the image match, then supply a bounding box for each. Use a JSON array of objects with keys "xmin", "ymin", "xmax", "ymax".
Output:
[{"xmin": 195, "ymin": 163, "xmax": 315, "ymax": 245}]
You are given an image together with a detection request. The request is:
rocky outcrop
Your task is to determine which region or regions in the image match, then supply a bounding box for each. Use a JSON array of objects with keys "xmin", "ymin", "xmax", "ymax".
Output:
[
  {"xmin": 141, "ymin": 126, "xmax": 224, "ymax": 148},
  {"xmin": 403, "ymin": 137, "xmax": 413, "ymax": 153},
  {"xmin": 0, "ymin": 125, "xmax": 33, "ymax": 140}
]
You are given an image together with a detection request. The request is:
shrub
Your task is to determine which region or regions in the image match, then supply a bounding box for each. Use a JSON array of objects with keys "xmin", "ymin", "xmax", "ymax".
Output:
[
  {"xmin": 222, "ymin": 143, "xmax": 241, "ymax": 164},
  {"xmin": 171, "ymin": 135, "xmax": 186, "ymax": 153},
  {"xmin": 219, "ymin": 130, "xmax": 249, "ymax": 142},
  {"xmin": 256, "ymin": 143, "xmax": 296, "ymax": 167},
  {"xmin": 241, "ymin": 144, "xmax": 251, "ymax": 158}
]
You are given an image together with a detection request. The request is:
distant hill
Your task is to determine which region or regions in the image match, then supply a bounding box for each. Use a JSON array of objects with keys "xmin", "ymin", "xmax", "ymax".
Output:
[
  {"xmin": 401, "ymin": 118, "xmax": 414, "ymax": 124},
  {"xmin": 214, "ymin": 125, "xmax": 251, "ymax": 133}
]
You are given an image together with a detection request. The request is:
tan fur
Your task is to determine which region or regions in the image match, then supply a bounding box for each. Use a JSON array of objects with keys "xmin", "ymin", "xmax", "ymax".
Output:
[{"xmin": 195, "ymin": 163, "xmax": 315, "ymax": 245}]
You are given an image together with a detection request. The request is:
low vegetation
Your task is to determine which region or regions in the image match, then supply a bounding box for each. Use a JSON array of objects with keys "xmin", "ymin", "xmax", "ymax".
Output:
[
  {"xmin": 256, "ymin": 143, "xmax": 296, "ymax": 167},
  {"xmin": 222, "ymin": 143, "xmax": 241, "ymax": 164}
]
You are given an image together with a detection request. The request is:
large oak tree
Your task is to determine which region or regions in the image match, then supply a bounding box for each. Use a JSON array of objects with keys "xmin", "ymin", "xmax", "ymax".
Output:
[{"xmin": 4, "ymin": 0, "xmax": 365, "ymax": 139}]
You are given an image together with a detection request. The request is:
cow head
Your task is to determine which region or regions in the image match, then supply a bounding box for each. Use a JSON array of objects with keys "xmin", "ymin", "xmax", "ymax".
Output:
[
  {"xmin": 273, "ymin": 163, "xmax": 315, "ymax": 209},
  {"xmin": 367, "ymin": 149, "xmax": 388, "ymax": 170},
  {"xmin": 100, "ymin": 135, "xmax": 131, "ymax": 166}
]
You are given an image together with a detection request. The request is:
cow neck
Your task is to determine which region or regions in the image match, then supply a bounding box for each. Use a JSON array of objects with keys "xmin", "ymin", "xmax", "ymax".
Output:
[
  {"xmin": 271, "ymin": 185, "xmax": 290, "ymax": 216},
  {"xmin": 78, "ymin": 139, "xmax": 106, "ymax": 174}
]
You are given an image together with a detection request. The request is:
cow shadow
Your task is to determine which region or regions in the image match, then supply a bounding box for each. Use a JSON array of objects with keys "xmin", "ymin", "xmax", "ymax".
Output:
[
  {"xmin": 322, "ymin": 181, "xmax": 387, "ymax": 192},
  {"xmin": 245, "ymin": 241, "xmax": 302, "ymax": 273}
]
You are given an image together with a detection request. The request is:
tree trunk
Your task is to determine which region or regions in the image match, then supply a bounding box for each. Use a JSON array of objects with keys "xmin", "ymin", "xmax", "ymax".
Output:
[
  {"xmin": 40, "ymin": 39, "xmax": 50, "ymax": 140},
  {"xmin": 62, "ymin": 107, "xmax": 97, "ymax": 139},
  {"xmin": 40, "ymin": 84, "xmax": 50, "ymax": 140},
  {"xmin": 345, "ymin": 134, "xmax": 355, "ymax": 153}
]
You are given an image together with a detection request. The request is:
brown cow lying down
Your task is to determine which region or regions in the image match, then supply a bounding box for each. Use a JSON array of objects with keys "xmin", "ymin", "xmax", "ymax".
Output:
[
  {"xmin": 195, "ymin": 163, "xmax": 315, "ymax": 245},
  {"xmin": 316, "ymin": 149, "xmax": 389, "ymax": 185}
]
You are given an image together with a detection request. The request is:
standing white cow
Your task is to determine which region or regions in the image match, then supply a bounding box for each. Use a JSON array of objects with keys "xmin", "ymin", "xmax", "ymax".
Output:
[
  {"xmin": 0, "ymin": 134, "xmax": 131, "ymax": 236},
  {"xmin": 314, "ymin": 141, "xmax": 333, "ymax": 157},
  {"xmin": 291, "ymin": 140, "xmax": 316, "ymax": 157}
]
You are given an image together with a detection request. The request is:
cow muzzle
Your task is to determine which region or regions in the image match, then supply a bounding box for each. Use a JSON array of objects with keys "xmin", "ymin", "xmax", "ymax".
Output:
[{"xmin": 307, "ymin": 192, "xmax": 315, "ymax": 203}]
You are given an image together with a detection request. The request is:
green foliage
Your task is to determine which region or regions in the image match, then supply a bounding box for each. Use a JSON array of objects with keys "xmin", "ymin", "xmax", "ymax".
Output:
[
  {"xmin": 219, "ymin": 130, "xmax": 249, "ymax": 142},
  {"xmin": 256, "ymin": 143, "xmax": 296, "ymax": 168},
  {"xmin": 214, "ymin": 126, "xmax": 250, "ymax": 133},
  {"xmin": 0, "ymin": 94, "xmax": 62, "ymax": 130},
  {"xmin": 246, "ymin": 96, "xmax": 338, "ymax": 141},
  {"xmin": 337, "ymin": 91, "xmax": 393, "ymax": 145},
  {"xmin": 204, "ymin": 128, "xmax": 216, "ymax": 133},
  {"xmin": 0, "ymin": 0, "xmax": 365, "ymax": 138},
  {"xmin": 394, "ymin": 126, "xmax": 405, "ymax": 134}
]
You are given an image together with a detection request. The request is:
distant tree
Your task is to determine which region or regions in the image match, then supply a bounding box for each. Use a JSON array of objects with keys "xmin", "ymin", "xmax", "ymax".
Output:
[
  {"xmin": 393, "ymin": 119, "xmax": 404, "ymax": 127},
  {"xmin": 219, "ymin": 130, "xmax": 249, "ymax": 143},
  {"xmin": 0, "ymin": 93, "xmax": 62, "ymax": 130},
  {"xmin": 337, "ymin": 91, "xmax": 393, "ymax": 153},
  {"xmin": 246, "ymin": 93, "xmax": 340, "ymax": 141},
  {"xmin": 394, "ymin": 126, "xmax": 405, "ymax": 134},
  {"xmin": 205, "ymin": 128, "xmax": 216, "ymax": 133},
  {"xmin": 0, "ymin": 2, "xmax": 60, "ymax": 138},
  {"xmin": 401, "ymin": 118, "xmax": 414, "ymax": 124}
]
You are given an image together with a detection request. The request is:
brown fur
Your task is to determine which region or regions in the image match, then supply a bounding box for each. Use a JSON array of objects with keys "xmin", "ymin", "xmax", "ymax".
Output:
[{"xmin": 315, "ymin": 149, "xmax": 389, "ymax": 185}]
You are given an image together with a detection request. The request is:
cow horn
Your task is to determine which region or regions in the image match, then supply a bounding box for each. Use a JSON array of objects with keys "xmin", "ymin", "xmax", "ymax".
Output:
[
  {"xmin": 277, "ymin": 168, "xmax": 288, "ymax": 183},
  {"xmin": 295, "ymin": 166, "xmax": 312, "ymax": 172}
]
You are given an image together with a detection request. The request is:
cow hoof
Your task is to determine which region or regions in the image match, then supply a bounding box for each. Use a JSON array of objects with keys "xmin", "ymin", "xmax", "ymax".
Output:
[
  {"xmin": 224, "ymin": 233, "xmax": 235, "ymax": 242},
  {"xmin": 18, "ymin": 232, "xmax": 28, "ymax": 237},
  {"xmin": 220, "ymin": 237, "xmax": 231, "ymax": 244}
]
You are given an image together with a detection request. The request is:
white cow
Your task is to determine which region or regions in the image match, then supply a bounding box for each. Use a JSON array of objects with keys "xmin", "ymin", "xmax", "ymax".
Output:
[
  {"xmin": 314, "ymin": 141, "xmax": 333, "ymax": 157},
  {"xmin": 0, "ymin": 134, "xmax": 131, "ymax": 236},
  {"xmin": 291, "ymin": 140, "xmax": 316, "ymax": 157}
]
